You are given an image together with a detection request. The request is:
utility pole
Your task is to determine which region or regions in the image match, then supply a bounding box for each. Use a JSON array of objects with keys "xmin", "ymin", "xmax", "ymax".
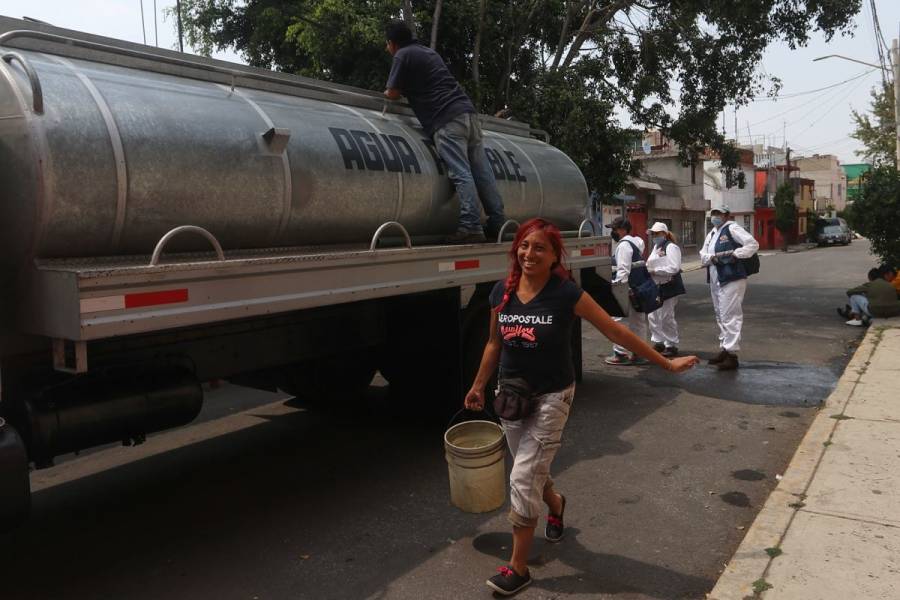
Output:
[
  {"xmin": 893, "ymin": 38, "xmax": 899, "ymax": 167},
  {"xmin": 176, "ymin": 0, "xmax": 184, "ymax": 53}
]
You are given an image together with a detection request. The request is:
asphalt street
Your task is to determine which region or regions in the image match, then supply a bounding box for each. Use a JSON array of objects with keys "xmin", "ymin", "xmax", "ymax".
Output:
[{"xmin": 0, "ymin": 240, "xmax": 875, "ymax": 600}]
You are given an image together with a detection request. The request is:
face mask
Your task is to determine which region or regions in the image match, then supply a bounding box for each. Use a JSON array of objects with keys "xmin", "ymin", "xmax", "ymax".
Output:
[
  {"xmin": 611, "ymin": 231, "xmax": 622, "ymax": 242},
  {"xmin": 710, "ymin": 216, "xmax": 723, "ymax": 228},
  {"xmin": 653, "ymin": 236, "xmax": 666, "ymax": 247}
]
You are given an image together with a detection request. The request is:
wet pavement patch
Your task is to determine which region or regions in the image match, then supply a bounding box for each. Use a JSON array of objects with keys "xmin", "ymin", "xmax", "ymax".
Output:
[
  {"xmin": 732, "ymin": 469, "xmax": 766, "ymax": 481},
  {"xmin": 720, "ymin": 492, "xmax": 751, "ymax": 507},
  {"xmin": 779, "ymin": 411, "xmax": 801, "ymax": 418},
  {"xmin": 627, "ymin": 361, "xmax": 838, "ymax": 406}
]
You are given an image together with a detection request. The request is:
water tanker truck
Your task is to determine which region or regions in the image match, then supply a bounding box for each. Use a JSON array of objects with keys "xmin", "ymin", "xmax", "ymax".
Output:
[{"xmin": 0, "ymin": 16, "xmax": 614, "ymax": 529}]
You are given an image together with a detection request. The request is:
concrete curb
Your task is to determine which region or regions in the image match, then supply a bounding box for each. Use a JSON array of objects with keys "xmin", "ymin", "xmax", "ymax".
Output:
[{"xmin": 706, "ymin": 328, "xmax": 882, "ymax": 600}]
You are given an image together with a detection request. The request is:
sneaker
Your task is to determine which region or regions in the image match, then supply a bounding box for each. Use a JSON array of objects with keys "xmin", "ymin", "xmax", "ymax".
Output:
[
  {"xmin": 653, "ymin": 342, "xmax": 666, "ymax": 353},
  {"xmin": 661, "ymin": 346, "xmax": 679, "ymax": 357},
  {"xmin": 717, "ymin": 352, "xmax": 739, "ymax": 371},
  {"xmin": 545, "ymin": 494, "xmax": 566, "ymax": 543},
  {"xmin": 604, "ymin": 353, "xmax": 635, "ymax": 366},
  {"xmin": 632, "ymin": 357, "xmax": 650, "ymax": 365},
  {"xmin": 708, "ymin": 349, "xmax": 728, "ymax": 365},
  {"xmin": 845, "ymin": 319, "xmax": 864, "ymax": 327},
  {"xmin": 486, "ymin": 565, "xmax": 532, "ymax": 596},
  {"xmin": 444, "ymin": 229, "xmax": 487, "ymax": 244}
]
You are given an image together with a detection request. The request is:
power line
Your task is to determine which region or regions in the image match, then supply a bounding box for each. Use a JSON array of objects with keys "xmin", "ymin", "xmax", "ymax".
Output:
[
  {"xmin": 749, "ymin": 69, "xmax": 877, "ymax": 102},
  {"xmin": 758, "ymin": 72, "xmax": 871, "ymax": 138}
]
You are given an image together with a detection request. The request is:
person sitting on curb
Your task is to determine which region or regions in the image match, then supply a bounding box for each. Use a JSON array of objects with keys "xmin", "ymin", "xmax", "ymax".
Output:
[
  {"xmin": 865, "ymin": 264, "xmax": 900, "ymax": 320},
  {"xmin": 699, "ymin": 205, "xmax": 759, "ymax": 371},
  {"xmin": 383, "ymin": 20, "xmax": 506, "ymax": 244},
  {"xmin": 839, "ymin": 268, "xmax": 880, "ymax": 326},
  {"xmin": 603, "ymin": 216, "xmax": 649, "ymax": 366}
]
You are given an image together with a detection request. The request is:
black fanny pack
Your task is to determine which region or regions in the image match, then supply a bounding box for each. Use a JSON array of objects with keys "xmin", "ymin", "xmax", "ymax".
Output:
[{"xmin": 493, "ymin": 377, "xmax": 536, "ymax": 421}]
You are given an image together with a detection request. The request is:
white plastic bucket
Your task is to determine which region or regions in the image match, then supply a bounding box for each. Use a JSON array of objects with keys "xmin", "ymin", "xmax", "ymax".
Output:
[{"xmin": 444, "ymin": 419, "xmax": 506, "ymax": 513}]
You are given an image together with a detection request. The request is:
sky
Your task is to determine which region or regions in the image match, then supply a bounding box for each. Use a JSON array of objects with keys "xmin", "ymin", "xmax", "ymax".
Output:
[{"xmin": 1, "ymin": 0, "xmax": 898, "ymax": 165}]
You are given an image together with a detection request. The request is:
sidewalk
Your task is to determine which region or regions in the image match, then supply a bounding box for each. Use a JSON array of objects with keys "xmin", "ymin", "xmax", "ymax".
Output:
[{"xmin": 709, "ymin": 318, "xmax": 900, "ymax": 599}]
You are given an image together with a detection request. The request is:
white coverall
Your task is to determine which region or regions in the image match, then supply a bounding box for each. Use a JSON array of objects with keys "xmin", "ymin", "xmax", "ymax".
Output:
[
  {"xmin": 612, "ymin": 234, "xmax": 647, "ymax": 357},
  {"xmin": 646, "ymin": 240, "xmax": 682, "ymax": 349},
  {"xmin": 699, "ymin": 221, "xmax": 760, "ymax": 353}
]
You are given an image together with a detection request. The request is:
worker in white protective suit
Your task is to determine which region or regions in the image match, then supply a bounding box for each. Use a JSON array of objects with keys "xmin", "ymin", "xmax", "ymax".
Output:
[
  {"xmin": 604, "ymin": 216, "xmax": 649, "ymax": 366},
  {"xmin": 699, "ymin": 205, "xmax": 760, "ymax": 370},
  {"xmin": 646, "ymin": 222, "xmax": 685, "ymax": 357}
]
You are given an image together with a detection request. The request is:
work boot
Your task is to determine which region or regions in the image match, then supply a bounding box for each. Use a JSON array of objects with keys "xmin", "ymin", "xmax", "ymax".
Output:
[
  {"xmin": 444, "ymin": 229, "xmax": 487, "ymax": 245},
  {"xmin": 661, "ymin": 346, "xmax": 679, "ymax": 358},
  {"xmin": 653, "ymin": 342, "xmax": 666, "ymax": 353},
  {"xmin": 717, "ymin": 352, "xmax": 739, "ymax": 371},
  {"xmin": 708, "ymin": 349, "xmax": 728, "ymax": 365}
]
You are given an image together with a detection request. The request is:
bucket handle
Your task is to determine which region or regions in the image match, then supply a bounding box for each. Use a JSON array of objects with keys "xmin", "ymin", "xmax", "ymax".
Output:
[{"xmin": 446, "ymin": 405, "xmax": 499, "ymax": 432}]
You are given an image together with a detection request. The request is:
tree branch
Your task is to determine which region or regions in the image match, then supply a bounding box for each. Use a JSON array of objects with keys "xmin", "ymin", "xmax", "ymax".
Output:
[
  {"xmin": 472, "ymin": 0, "xmax": 487, "ymax": 104},
  {"xmin": 430, "ymin": 0, "xmax": 443, "ymax": 49},
  {"xmin": 550, "ymin": 0, "xmax": 576, "ymax": 71},
  {"xmin": 560, "ymin": 0, "xmax": 634, "ymax": 70}
]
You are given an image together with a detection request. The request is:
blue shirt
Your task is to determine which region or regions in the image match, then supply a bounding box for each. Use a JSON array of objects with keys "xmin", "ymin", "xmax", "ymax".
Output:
[{"xmin": 386, "ymin": 42, "xmax": 476, "ymax": 136}]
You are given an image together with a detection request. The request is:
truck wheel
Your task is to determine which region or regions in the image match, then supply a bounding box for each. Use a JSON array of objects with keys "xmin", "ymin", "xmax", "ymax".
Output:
[
  {"xmin": 282, "ymin": 351, "xmax": 377, "ymax": 403},
  {"xmin": 0, "ymin": 418, "xmax": 31, "ymax": 531}
]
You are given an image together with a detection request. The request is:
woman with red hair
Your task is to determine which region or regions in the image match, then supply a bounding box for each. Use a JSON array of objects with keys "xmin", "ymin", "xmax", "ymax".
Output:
[{"xmin": 465, "ymin": 217, "xmax": 698, "ymax": 596}]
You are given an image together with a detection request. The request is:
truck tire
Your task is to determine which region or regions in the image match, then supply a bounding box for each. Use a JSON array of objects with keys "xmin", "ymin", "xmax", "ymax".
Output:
[
  {"xmin": 0, "ymin": 418, "xmax": 30, "ymax": 531},
  {"xmin": 281, "ymin": 351, "xmax": 377, "ymax": 403}
]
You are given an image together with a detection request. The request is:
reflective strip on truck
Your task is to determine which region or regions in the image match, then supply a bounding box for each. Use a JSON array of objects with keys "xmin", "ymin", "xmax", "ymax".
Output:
[
  {"xmin": 438, "ymin": 259, "xmax": 480, "ymax": 272},
  {"xmin": 80, "ymin": 288, "xmax": 190, "ymax": 314}
]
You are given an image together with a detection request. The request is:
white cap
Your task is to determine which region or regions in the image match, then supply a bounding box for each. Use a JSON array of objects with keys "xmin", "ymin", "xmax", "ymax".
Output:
[
  {"xmin": 709, "ymin": 204, "xmax": 731, "ymax": 214},
  {"xmin": 648, "ymin": 222, "xmax": 669, "ymax": 234}
]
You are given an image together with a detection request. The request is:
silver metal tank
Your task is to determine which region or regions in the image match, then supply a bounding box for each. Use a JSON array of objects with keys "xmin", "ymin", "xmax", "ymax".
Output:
[{"xmin": 0, "ymin": 20, "xmax": 588, "ymax": 263}]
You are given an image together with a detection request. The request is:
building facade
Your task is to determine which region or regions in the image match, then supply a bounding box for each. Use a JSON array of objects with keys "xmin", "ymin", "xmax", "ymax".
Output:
[
  {"xmin": 842, "ymin": 163, "xmax": 872, "ymax": 204},
  {"xmin": 794, "ymin": 155, "xmax": 848, "ymax": 213},
  {"xmin": 627, "ymin": 135, "xmax": 708, "ymax": 250},
  {"xmin": 704, "ymin": 148, "xmax": 756, "ymax": 237}
]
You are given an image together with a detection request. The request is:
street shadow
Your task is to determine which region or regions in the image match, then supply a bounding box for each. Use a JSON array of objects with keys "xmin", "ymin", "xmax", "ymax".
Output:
[
  {"xmin": 0, "ymin": 375, "xmax": 674, "ymax": 600},
  {"xmin": 473, "ymin": 528, "xmax": 712, "ymax": 599}
]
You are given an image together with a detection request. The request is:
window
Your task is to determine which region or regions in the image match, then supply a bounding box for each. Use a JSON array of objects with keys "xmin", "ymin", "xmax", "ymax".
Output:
[
  {"xmin": 682, "ymin": 220, "xmax": 697, "ymax": 246},
  {"xmin": 743, "ymin": 215, "xmax": 751, "ymax": 231}
]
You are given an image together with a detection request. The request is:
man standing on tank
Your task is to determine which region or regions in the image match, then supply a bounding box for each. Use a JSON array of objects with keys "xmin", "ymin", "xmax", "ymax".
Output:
[{"xmin": 384, "ymin": 20, "xmax": 506, "ymax": 244}]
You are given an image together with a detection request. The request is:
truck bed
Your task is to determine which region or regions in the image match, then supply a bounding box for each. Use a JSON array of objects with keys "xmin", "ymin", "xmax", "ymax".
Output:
[{"xmin": 26, "ymin": 237, "xmax": 612, "ymax": 344}]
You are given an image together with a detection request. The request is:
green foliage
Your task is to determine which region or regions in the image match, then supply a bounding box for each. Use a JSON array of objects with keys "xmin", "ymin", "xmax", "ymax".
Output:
[
  {"xmin": 752, "ymin": 578, "xmax": 773, "ymax": 594},
  {"xmin": 851, "ymin": 82, "xmax": 896, "ymax": 168},
  {"xmin": 175, "ymin": 0, "xmax": 862, "ymax": 195},
  {"xmin": 774, "ymin": 183, "xmax": 796, "ymax": 235},
  {"xmin": 846, "ymin": 167, "xmax": 900, "ymax": 266},
  {"xmin": 764, "ymin": 547, "xmax": 783, "ymax": 558}
]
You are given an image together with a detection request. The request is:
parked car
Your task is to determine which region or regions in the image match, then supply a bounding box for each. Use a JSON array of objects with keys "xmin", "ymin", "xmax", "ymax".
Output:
[{"xmin": 816, "ymin": 222, "xmax": 851, "ymax": 246}]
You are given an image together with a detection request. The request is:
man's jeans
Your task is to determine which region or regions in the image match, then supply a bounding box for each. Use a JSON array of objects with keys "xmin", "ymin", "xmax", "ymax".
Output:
[
  {"xmin": 849, "ymin": 294, "xmax": 871, "ymax": 318},
  {"xmin": 433, "ymin": 113, "xmax": 506, "ymax": 233}
]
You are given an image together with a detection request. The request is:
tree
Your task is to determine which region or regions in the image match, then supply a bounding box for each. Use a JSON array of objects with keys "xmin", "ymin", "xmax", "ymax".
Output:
[
  {"xmin": 845, "ymin": 167, "xmax": 900, "ymax": 266},
  {"xmin": 851, "ymin": 82, "xmax": 896, "ymax": 167},
  {"xmin": 774, "ymin": 183, "xmax": 796, "ymax": 251},
  {"xmin": 175, "ymin": 1, "xmax": 862, "ymax": 196}
]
